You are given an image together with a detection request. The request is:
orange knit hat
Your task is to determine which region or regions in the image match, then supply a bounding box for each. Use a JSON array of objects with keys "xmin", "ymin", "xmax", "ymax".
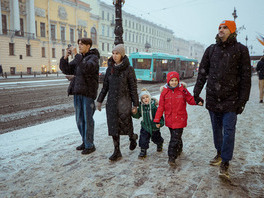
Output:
[{"xmin": 219, "ymin": 20, "xmax": 236, "ymax": 33}]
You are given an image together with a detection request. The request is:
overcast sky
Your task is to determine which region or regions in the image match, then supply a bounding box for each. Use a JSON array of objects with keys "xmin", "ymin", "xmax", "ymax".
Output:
[{"xmin": 100, "ymin": 0, "xmax": 264, "ymax": 55}]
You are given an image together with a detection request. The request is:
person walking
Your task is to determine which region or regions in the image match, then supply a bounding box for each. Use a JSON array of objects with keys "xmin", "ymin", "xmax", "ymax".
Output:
[
  {"xmin": 154, "ymin": 71, "xmax": 203, "ymax": 166},
  {"xmin": 193, "ymin": 20, "xmax": 251, "ymax": 179},
  {"xmin": 97, "ymin": 44, "xmax": 139, "ymax": 161},
  {"xmin": 256, "ymin": 56, "xmax": 264, "ymax": 103},
  {"xmin": 59, "ymin": 38, "xmax": 100, "ymax": 155},
  {"xmin": 132, "ymin": 88, "xmax": 164, "ymax": 159}
]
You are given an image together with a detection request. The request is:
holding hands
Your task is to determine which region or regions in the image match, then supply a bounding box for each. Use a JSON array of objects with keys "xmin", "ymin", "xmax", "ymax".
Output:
[
  {"xmin": 97, "ymin": 102, "xmax": 102, "ymax": 111},
  {"xmin": 131, "ymin": 106, "xmax": 138, "ymax": 114},
  {"xmin": 194, "ymin": 96, "xmax": 204, "ymax": 106}
]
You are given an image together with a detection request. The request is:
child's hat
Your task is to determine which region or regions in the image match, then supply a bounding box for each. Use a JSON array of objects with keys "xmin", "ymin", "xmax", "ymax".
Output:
[
  {"xmin": 219, "ymin": 20, "xmax": 236, "ymax": 34},
  {"xmin": 139, "ymin": 88, "xmax": 151, "ymax": 100},
  {"xmin": 167, "ymin": 71, "xmax": 179, "ymax": 84}
]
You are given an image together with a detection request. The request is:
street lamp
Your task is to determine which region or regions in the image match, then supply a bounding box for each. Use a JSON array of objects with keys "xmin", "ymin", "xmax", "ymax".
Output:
[
  {"xmin": 113, "ymin": 0, "xmax": 125, "ymax": 45},
  {"xmin": 245, "ymin": 35, "xmax": 248, "ymax": 47},
  {"xmin": 232, "ymin": 7, "xmax": 237, "ymax": 21}
]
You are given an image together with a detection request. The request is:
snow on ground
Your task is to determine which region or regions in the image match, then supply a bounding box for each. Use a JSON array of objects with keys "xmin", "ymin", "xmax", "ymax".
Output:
[{"xmin": 0, "ymin": 76, "xmax": 263, "ymax": 197}]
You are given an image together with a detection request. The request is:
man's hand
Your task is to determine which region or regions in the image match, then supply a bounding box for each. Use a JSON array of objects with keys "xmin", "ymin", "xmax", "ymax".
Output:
[{"xmin": 97, "ymin": 102, "xmax": 102, "ymax": 111}]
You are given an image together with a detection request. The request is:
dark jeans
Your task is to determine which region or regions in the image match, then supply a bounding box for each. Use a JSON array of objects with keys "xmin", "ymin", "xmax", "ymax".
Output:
[
  {"xmin": 209, "ymin": 111, "xmax": 237, "ymax": 162},
  {"xmin": 168, "ymin": 128, "xmax": 183, "ymax": 159},
  {"xmin": 139, "ymin": 128, "xmax": 164, "ymax": 149},
  {"xmin": 74, "ymin": 95, "xmax": 95, "ymax": 149}
]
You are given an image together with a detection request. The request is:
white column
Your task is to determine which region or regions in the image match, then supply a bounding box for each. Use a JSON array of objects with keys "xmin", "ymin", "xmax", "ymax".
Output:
[
  {"xmin": 0, "ymin": 2, "xmax": 2, "ymax": 34},
  {"xmin": 10, "ymin": 0, "xmax": 20, "ymax": 33},
  {"xmin": 26, "ymin": 0, "xmax": 35, "ymax": 38}
]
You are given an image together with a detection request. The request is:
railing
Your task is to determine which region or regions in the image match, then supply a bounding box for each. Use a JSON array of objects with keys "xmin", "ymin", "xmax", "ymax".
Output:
[{"xmin": 1, "ymin": 29, "xmax": 35, "ymax": 40}]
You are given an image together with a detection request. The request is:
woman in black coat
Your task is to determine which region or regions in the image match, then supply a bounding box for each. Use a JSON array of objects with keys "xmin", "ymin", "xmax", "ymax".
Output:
[{"xmin": 97, "ymin": 44, "xmax": 139, "ymax": 161}]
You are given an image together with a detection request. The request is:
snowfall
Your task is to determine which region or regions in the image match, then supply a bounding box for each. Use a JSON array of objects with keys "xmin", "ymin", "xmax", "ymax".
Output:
[{"xmin": 0, "ymin": 76, "xmax": 263, "ymax": 198}]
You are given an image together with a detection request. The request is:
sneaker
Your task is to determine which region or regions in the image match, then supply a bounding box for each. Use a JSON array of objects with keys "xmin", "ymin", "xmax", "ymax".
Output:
[
  {"xmin": 81, "ymin": 146, "xmax": 96, "ymax": 155},
  {"xmin": 138, "ymin": 149, "xmax": 147, "ymax": 159},
  {"xmin": 168, "ymin": 157, "xmax": 176, "ymax": 166},
  {"xmin": 209, "ymin": 153, "xmax": 222, "ymax": 166},
  {"xmin": 76, "ymin": 143, "xmax": 85, "ymax": 150},
  {"xmin": 129, "ymin": 134, "xmax": 138, "ymax": 150},
  {"xmin": 218, "ymin": 161, "xmax": 230, "ymax": 179},
  {"xmin": 157, "ymin": 143, "xmax": 163, "ymax": 152},
  {"xmin": 260, "ymin": 100, "xmax": 263, "ymax": 103}
]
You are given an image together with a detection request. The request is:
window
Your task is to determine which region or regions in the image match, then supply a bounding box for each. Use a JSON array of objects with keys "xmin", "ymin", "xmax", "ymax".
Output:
[
  {"xmin": 70, "ymin": 28, "xmax": 74, "ymax": 42},
  {"xmin": 107, "ymin": 43, "xmax": 110, "ymax": 52},
  {"xmin": 9, "ymin": 43, "xmax": 15, "ymax": 55},
  {"xmin": 107, "ymin": 26, "xmax": 109, "ymax": 37},
  {"xmin": 107, "ymin": 13, "xmax": 109, "ymax": 21},
  {"xmin": 52, "ymin": 48, "xmax": 56, "ymax": 58},
  {"xmin": 61, "ymin": 26, "xmax": 65, "ymax": 41},
  {"xmin": 62, "ymin": 49, "xmax": 65, "ymax": 57},
  {"xmin": 132, "ymin": 58, "xmax": 152, "ymax": 69},
  {"xmin": 2, "ymin": 15, "xmax": 7, "ymax": 34},
  {"xmin": 101, "ymin": 25, "xmax": 105, "ymax": 36},
  {"xmin": 102, "ymin": 43, "xmax": 104, "ymax": 51},
  {"xmin": 78, "ymin": 29, "xmax": 82, "ymax": 39},
  {"xmin": 51, "ymin": 24, "xmax": 56, "ymax": 40},
  {"xmin": 41, "ymin": 47, "xmax": 45, "ymax": 57},
  {"xmin": 40, "ymin": 22, "xmax": 45, "ymax": 37},
  {"xmin": 91, "ymin": 27, "xmax": 97, "ymax": 45},
  {"xmin": 26, "ymin": 45, "xmax": 31, "ymax": 56},
  {"xmin": 20, "ymin": 18, "xmax": 24, "ymax": 36},
  {"xmin": 35, "ymin": 21, "xmax": 37, "ymax": 37},
  {"xmin": 84, "ymin": 30, "xmax": 87, "ymax": 38},
  {"xmin": 102, "ymin": 11, "xmax": 104, "ymax": 20}
]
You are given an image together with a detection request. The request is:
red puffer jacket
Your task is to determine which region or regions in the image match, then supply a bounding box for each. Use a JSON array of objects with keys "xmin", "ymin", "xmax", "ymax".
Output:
[{"xmin": 154, "ymin": 85, "xmax": 197, "ymax": 129}]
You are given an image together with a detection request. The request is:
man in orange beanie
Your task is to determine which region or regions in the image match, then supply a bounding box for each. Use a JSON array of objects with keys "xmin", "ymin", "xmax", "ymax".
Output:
[{"xmin": 194, "ymin": 20, "xmax": 251, "ymax": 180}]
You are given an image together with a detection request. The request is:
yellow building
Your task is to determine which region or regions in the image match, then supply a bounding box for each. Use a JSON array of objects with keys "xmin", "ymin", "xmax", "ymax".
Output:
[{"xmin": 0, "ymin": 0, "xmax": 99, "ymax": 74}]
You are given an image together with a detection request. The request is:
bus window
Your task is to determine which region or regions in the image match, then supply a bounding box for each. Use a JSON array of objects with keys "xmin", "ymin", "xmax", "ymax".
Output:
[{"xmin": 132, "ymin": 58, "xmax": 151, "ymax": 69}]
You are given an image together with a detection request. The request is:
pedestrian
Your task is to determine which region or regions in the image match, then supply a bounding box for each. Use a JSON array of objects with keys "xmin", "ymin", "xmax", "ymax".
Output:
[
  {"xmin": 256, "ymin": 56, "xmax": 264, "ymax": 103},
  {"xmin": 59, "ymin": 38, "xmax": 100, "ymax": 155},
  {"xmin": 193, "ymin": 20, "xmax": 251, "ymax": 179},
  {"xmin": 132, "ymin": 88, "xmax": 164, "ymax": 159},
  {"xmin": 154, "ymin": 71, "xmax": 203, "ymax": 166},
  {"xmin": 96, "ymin": 44, "xmax": 139, "ymax": 161}
]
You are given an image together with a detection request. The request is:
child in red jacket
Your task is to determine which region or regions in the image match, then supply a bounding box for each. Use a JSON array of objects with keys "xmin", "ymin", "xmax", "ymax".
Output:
[{"xmin": 154, "ymin": 71, "xmax": 203, "ymax": 166}]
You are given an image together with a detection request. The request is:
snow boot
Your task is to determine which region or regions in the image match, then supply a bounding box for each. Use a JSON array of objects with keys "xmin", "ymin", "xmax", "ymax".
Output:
[
  {"xmin": 168, "ymin": 156, "xmax": 176, "ymax": 166},
  {"xmin": 109, "ymin": 135, "xmax": 122, "ymax": 161},
  {"xmin": 210, "ymin": 151, "xmax": 222, "ymax": 166},
  {"xmin": 218, "ymin": 161, "xmax": 230, "ymax": 179},
  {"xmin": 157, "ymin": 143, "xmax": 163, "ymax": 152},
  {"xmin": 76, "ymin": 143, "xmax": 85, "ymax": 150},
  {"xmin": 129, "ymin": 134, "xmax": 138, "ymax": 150},
  {"xmin": 138, "ymin": 149, "xmax": 147, "ymax": 159}
]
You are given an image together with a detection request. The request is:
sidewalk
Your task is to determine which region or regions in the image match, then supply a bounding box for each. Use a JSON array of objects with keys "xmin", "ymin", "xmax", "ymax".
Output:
[{"xmin": 0, "ymin": 76, "xmax": 263, "ymax": 197}]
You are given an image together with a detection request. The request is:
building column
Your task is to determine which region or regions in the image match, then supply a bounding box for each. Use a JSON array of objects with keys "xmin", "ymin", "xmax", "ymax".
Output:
[
  {"xmin": 0, "ymin": 1, "xmax": 2, "ymax": 34},
  {"xmin": 10, "ymin": 0, "xmax": 20, "ymax": 34},
  {"xmin": 26, "ymin": 0, "xmax": 36, "ymax": 38}
]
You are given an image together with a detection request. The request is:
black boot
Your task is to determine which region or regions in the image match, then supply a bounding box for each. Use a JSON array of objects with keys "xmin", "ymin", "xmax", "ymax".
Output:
[
  {"xmin": 129, "ymin": 134, "xmax": 138, "ymax": 150},
  {"xmin": 76, "ymin": 143, "xmax": 85, "ymax": 150},
  {"xmin": 109, "ymin": 136, "xmax": 122, "ymax": 161},
  {"xmin": 157, "ymin": 143, "xmax": 163, "ymax": 152},
  {"xmin": 168, "ymin": 156, "xmax": 176, "ymax": 166},
  {"xmin": 138, "ymin": 149, "xmax": 147, "ymax": 159}
]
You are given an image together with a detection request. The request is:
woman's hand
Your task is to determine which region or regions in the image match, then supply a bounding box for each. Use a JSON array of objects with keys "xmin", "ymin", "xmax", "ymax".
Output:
[
  {"xmin": 132, "ymin": 106, "xmax": 138, "ymax": 114},
  {"xmin": 156, "ymin": 124, "xmax": 160, "ymax": 128},
  {"xmin": 97, "ymin": 102, "xmax": 102, "ymax": 111}
]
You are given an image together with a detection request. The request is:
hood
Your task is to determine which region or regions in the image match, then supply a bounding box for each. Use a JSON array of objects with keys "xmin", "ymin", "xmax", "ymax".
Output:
[{"xmin": 88, "ymin": 48, "xmax": 100, "ymax": 58}]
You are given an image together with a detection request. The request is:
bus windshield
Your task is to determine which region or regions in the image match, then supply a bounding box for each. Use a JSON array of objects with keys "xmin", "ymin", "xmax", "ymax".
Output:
[{"xmin": 132, "ymin": 58, "xmax": 151, "ymax": 69}]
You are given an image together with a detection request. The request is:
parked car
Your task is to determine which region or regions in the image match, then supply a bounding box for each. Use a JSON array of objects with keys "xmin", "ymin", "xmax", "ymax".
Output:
[{"xmin": 99, "ymin": 67, "xmax": 107, "ymax": 82}]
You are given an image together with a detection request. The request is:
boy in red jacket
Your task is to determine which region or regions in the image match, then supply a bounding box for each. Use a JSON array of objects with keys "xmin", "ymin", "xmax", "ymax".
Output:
[{"xmin": 154, "ymin": 71, "xmax": 203, "ymax": 166}]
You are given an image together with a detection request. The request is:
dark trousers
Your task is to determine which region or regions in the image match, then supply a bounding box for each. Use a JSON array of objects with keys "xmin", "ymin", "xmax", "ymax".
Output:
[
  {"xmin": 139, "ymin": 128, "xmax": 164, "ymax": 149},
  {"xmin": 168, "ymin": 128, "xmax": 183, "ymax": 159},
  {"xmin": 209, "ymin": 111, "xmax": 237, "ymax": 162}
]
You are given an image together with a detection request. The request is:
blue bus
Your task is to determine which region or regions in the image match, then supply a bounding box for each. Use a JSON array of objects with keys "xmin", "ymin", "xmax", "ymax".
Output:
[{"xmin": 129, "ymin": 52, "xmax": 198, "ymax": 82}]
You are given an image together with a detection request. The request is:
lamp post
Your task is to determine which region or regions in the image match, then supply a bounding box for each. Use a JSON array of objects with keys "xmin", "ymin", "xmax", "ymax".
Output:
[
  {"xmin": 113, "ymin": 0, "xmax": 125, "ymax": 45},
  {"xmin": 232, "ymin": 7, "xmax": 237, "ymax": 21},
  {"xmin": 245, "ymin": 35, "xmax": 248, "ymax": 47}
]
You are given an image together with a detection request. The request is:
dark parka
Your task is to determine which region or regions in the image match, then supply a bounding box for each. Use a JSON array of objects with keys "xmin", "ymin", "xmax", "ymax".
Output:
[
  {"xmin": 97, "ymin": 55, "xmax": 139, "ymax": 136},
  {"xmin": 256, "ymin": 57, "xmax": 264, "ymax": 80},
  {"xmin": 59, "ymin": 48, "xmax": 100, "ymax": 100},
  {"xmin": 194, "ymin": 33, "xmax": 251, "ymax": 113}
]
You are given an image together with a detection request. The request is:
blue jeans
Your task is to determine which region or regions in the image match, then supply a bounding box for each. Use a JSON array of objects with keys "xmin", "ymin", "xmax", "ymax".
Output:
[
  {"xmin": 74, "ymin": 95, "xmax": 95, "ymax": 149},
  {"xmin": 209, "ymin": 111, "xmax": 237, "ymax": 162}
]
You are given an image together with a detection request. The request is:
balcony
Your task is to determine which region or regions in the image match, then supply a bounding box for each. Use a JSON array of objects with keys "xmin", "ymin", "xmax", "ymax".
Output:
[{"xmin": 1, "ymin": 29, "xmax": 35, "ymax": 40}]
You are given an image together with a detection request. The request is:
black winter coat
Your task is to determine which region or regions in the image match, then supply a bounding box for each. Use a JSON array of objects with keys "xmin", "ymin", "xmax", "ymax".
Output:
[
  {"xmin": 59, "ymin": 48, "xmax": 100, "ymax": 100},
  {"xmin": 256, "ymin": 58, "xmax": 264, "ymax": 80},
  {"xmin": 97, "ymin": 56, "xmax": 139, "ymax": 136},
  {"xmin": 194, "ymin": 34, "xmax": 251, "ymax": 112}
]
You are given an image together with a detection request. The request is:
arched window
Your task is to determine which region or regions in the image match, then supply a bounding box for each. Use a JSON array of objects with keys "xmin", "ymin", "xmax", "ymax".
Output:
[{"xmin": 91, "ymin": 27, "xmax": 97, "ymax": 45}]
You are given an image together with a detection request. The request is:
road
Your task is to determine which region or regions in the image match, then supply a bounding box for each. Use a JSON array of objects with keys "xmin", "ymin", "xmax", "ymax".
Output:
[{"xmin": 0, "ymin": 76, "xmax": 197, "ymax": 134}]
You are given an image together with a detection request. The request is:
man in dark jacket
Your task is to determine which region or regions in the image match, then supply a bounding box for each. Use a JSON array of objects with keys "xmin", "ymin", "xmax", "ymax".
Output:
[
  {"xmin": 256, "ymin": 56, "xmax": 264, "ymax": 103},
  {"xmin": 193, "ymin": 20, "xmax": 251, "ymax": 179},
  {"xmin": 60, "ymin": 38, "xmax": 100, "ymax": 155}
]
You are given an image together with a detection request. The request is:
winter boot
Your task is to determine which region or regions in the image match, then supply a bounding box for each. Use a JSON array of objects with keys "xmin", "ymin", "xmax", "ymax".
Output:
[
  {"xmin": 218, "ymin": 161, "xmax": 230, "ymax": 179},
  {"xmin": 209, "ymin": 151, "xmax": 222, "ymax": 166},
  {"xmin": 109, "ymin": 136, "xmax": 122, "ymax": 161},
  {"xmin": 76, "ymin": 143, "xmax": 85, "ymax": 150},
  {"xmin": 129, "ymin": 134, "xmax": 138, "ymax": 150},
  {"xmin": 138, "ymin": 149, "xmax": 147, "ymax": 159},
  {"xmin": 157, "ymin": 143, "xmax": 163, "ymax": 152},
  {"xmin": 168, "ymin": 156, "xmax": 176, "ymax": 166}
]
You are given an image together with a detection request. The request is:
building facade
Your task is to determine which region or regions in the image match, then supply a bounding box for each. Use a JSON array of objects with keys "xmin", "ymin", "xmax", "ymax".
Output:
[{"xmin": 0, "ymin": 0, "xmax": 99, "ymax": 74}]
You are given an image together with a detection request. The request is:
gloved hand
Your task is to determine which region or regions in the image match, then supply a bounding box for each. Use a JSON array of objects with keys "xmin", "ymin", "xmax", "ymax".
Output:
[
  {"xmin": 194, "ymin": 95, "xmax": 204, "ymax": 105},
  {"xmin": 236, "ymin": 100, "xmax": 246, "ymax": 114},
  {"xmin": 97, "ymin": 102, "xmax": 102, "ymax": 111}
]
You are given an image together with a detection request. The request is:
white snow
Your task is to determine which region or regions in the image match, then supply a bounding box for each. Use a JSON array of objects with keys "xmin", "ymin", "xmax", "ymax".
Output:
[{"xmin": 0, "ymin": 76, "xmax": 263, "ymax": 197}]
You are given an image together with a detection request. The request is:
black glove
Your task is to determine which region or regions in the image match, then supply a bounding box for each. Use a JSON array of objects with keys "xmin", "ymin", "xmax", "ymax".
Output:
[
  {"xmin": 194, "ymin": 96, "xmax": 204, "ymax": 105},
  {"xmin": 236, "ymin": 100, "xmax": 246, "ymax": 114}
]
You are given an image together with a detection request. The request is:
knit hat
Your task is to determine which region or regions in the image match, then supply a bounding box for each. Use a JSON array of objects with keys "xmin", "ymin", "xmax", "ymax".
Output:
[
  {"xmin": 139, "ymin": 88, "xmax": 153, "ymax": 120},
  {"xmin": 167, "ymin": 71, "xmax": 180, "ymax": 84},
  {"xmin": 139, "ymin": 88, "xmax": 151, "ymax": 101},
  {"xmin": 112, "ymin": 44, "xmax": 125, "ymax": 57},
  {"xmin": 219, "ymin": 20, "xmax": 236, "ymax": 34}
]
